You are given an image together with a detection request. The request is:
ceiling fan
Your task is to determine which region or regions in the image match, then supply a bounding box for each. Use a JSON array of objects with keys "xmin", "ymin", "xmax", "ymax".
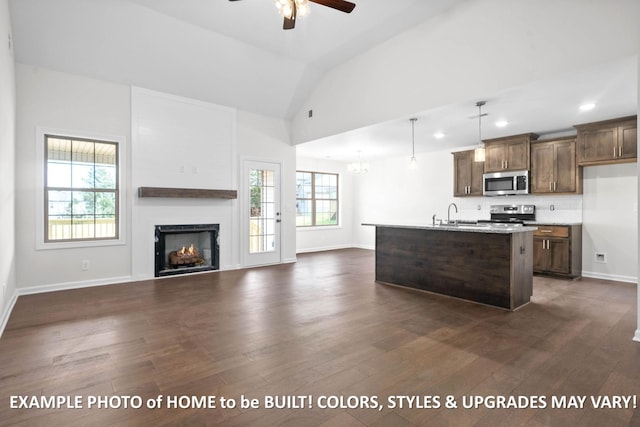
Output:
[{"xmin": 229, "ymin": 0, "xmax": 356, "ymax": 30}]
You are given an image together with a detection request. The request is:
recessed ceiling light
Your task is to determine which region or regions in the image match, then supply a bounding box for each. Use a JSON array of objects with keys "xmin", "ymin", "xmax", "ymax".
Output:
[
  {"xmin": 495, "ymin": 120, "xmax": 508, "ymax": 128},
  {"xmin": 433, "ymin": 132, "xmax": 445, "ymax": 139},
  {"xmin": 579, "ymin": 103, "xmax": 596, "ymax": 111}
]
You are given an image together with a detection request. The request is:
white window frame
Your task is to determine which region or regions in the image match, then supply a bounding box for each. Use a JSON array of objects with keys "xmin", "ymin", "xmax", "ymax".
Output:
[
  {"xmin": 296, "ymin": 170, "xmax": 340, "ymax": 228},
  {"xmin": 35, "ymin": 127, "xmax": 127, "ymax": 250}
]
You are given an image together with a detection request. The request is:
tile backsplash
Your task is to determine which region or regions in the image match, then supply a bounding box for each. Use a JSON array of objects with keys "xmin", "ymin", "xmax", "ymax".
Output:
[{"xmin": 455, "ymin": 194, "xmax": 583, "ymax": 224}]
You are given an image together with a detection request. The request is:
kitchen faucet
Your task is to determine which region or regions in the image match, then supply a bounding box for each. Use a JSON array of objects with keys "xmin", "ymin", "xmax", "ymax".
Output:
[{"xmin": 447, "ymin": 203, "xmax": 458, "ymax": 225}]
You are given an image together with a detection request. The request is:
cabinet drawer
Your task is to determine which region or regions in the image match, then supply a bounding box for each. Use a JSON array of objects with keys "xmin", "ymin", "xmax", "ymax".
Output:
[{"xmin": 533, "ymin": 226, "xmax": 569, "ymax": 238}]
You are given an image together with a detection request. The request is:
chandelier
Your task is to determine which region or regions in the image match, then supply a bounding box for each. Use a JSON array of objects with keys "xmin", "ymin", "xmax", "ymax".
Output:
[{"xmin": 348, "ymin": 151, "xmax": 369, "ymax": 174}]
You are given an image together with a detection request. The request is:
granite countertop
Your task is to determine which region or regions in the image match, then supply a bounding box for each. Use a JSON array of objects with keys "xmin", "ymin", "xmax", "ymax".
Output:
[
  {"xmin": 362, "ymin": 223, "xmax": 538, "ymax": 234},
  {"xmin": 524, "ymin": 221, "xmax": 582, "ymax": 226}
]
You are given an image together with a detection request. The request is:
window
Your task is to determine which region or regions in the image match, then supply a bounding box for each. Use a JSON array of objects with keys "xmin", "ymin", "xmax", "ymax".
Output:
[
  {"xmin": 296, "ymin": 171, "xmax": 338, "ymax": 227},
  {"xmin": 45, "ymin": 134, "xmax": 119, "ymax": 242}
]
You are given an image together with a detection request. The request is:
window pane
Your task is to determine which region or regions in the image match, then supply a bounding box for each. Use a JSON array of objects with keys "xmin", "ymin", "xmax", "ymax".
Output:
[
  {"xmin": 316, "ymin": 200, "xmax": 338, "ymax": 226},
  {"xmin": 71, "ymin": 163, "xmax": 95, "ymax": 188},
  {"xmin": 296, "ymin": 172, "xmax": 312, "ymax": 199},
  {"xmin": 94, "ymin": 164, "xmax": 116, "ymax": 189},
  {"xmin": 48, "ymin": 216, "xmax": 71, "ymax": 240},
  {"xmin": 47, "ymin": 161, "xmax": 71, "ymax": 188},
  {"xmin": 96, "ymin": 192, "xmax": 116, "ymax": 215},
  {"xmin": 72, "ymin": 191, "xmax": 93, "ymax": 216},
  {"xmin": 45, "ymin": 135, "xmax": 119, "ymax": 242},
  {"xmin": 48, "ymin": 190, "xmax": 71, "ymax": 216},
  {"xmin": 296, "ymin": 199, "xmax": 312, "ymax": 226}
]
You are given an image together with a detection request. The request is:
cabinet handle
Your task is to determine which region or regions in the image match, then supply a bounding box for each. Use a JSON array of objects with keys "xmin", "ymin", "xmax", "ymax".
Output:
[
  {"xmin": 614, "ymin": 146, "xmax": 617, "ymax": 159},
  {"xmin": 539, "ymin": 229, "xmax": 552, "ymax": 233},
  {"xmin": 554, "ymin": 182, "xmax": 557, "ymax": 191},
  {"xmin": 619, "ymin": 146, "xmax": 622, "ymax": 157},
  {"xmin": 549, "ymin": 182, "xmax": 552, "ymax": 191}
]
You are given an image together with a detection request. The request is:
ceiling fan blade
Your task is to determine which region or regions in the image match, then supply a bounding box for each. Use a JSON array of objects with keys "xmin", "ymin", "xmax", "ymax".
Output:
[
  {"xmin": 283, "ymin": 16, "xmax": 296, "ymax": 30},
  {"xmin": 309, "ymin": 0, "xmax": 356, "ymax": 13},
  {"xmin": 283, "ymin": 2, "xmax": 297, "ymax": 30}
]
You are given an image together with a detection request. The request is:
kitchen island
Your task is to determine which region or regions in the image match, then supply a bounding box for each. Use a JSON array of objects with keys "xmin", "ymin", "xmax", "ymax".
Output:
[{"xmin": 366, "ymin": 223, "xmax": 537, "ymax": 310}]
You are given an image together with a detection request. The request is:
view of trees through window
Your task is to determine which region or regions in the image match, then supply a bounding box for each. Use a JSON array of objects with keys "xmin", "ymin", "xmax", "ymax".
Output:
[
  {"xmin": 296, "ymin": 171, "xmax": 338, "ymax": 227},
  {"xmin": 45, "ymin": 135, "xmax": 118, "ymax": 241}
]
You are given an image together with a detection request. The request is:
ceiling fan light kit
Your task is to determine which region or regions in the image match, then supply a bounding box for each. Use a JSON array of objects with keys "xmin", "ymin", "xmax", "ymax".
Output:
[{"xmin": 230, "ymin": 0, "xmax": 355, "ymax": 30}]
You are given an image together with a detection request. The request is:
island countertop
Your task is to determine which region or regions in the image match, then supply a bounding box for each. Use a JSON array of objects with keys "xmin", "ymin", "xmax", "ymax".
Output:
[{"xmin": 362, "ymin": 223, "xmax": 538, "ymax": 234}]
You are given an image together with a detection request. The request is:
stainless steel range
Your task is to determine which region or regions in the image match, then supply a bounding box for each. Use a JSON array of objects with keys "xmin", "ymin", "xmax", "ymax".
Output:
[{"xmin": 478, "ymin": 204, "xmax": 535, "ymax": 226}]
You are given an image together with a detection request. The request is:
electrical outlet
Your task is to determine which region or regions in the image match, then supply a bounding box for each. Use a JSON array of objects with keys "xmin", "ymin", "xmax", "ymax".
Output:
[
  {"xmin": 81, "ymin": 259, "xmax": 90, "ymax": 271},
  {"xmin": 594, "ymin": 252, "xmax": 607, "ymax": 264}
]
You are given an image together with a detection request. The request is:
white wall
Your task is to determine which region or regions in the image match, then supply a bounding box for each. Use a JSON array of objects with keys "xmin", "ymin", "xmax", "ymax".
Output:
[
  {"xmin": 353, "ymin": 149, "xmax": 580, "ymax": 249},
  {"xmin": 582, "ymin": 163, "xmax": 637, "ymax": 282},
  {"xmin": 131, "ymin": 88, "xmax": 237, "ymax": 278},
  {"xmin": 295, "ymin": 156, "xmax": 355, "ymax": 253},
  {"xmin": 14, "ymin": 66, "xmax": 297, "ymax": 293},
  {"xmin": 292, "ymin": 0, "xmax": 640, "ymax": 144},
  {"xmin": 0, "ymin": 0, "xmax": 16, "ymax": 333},
  {"xmin": 15, "ymin": 64, "xmax": 132, "ymax": 291},
  {"xmin": 236, "ymin": 110, "xmax": 296, "ymax": 264}
]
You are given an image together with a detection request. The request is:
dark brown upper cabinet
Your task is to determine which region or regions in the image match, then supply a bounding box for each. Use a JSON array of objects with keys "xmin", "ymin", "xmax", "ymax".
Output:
[
  {"xmin": 530, "ymin": 137, "xmax": 582, "ymax": 194},
  {"xmin": 575, "ymin": 116, "xmax": 637, "ymax": 166},
  {"xmin": 483, "ymin": 133, "xmax": 539, "ymax": 173},
  {"xmin": 453, "ymin": 149, "xmax": 484, "ymax": 197}
]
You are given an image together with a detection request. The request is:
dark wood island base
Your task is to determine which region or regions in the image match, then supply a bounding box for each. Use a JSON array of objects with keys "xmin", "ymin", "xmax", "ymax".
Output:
[{"xmin": 372, "ymin": 225, "xmax": 535, "ymax": 310}]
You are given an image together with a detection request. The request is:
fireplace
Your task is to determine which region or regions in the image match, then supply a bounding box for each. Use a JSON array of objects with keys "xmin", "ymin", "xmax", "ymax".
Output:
[{"xmin": 154, "ymin": 224, "xmax": 219, "ymax": 277}]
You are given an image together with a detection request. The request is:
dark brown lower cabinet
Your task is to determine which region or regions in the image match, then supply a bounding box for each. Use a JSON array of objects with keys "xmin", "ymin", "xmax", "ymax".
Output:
[{"xmin": 533, "ymin": 224, "xmax": 582, "ymax": 278}]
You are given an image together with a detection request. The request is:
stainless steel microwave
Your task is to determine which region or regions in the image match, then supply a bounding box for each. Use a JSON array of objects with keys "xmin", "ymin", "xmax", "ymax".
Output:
[{"xmin": 483, "ymin": 170, "xmax": 529, "ymax": 196}]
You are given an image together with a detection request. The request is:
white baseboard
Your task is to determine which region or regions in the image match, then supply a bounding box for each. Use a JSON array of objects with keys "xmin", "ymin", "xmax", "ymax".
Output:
[
  {"xmin": 282, "ymin": 257, "xmax": 297, "ymax": 264},
  {"xmin": 581, "ymin": 271, "xmax": 638, "ymax": 284},
  {"xmin": 634, "ymin": 330, "xmax": 640, "ymax": 343},
  {"xmin": 352, "ymin": 244, "xmax": 375, "ymax": 251},
  {"xmin": 0, "ymin": 290, "xmax": 19, "ymax": 338},
  {"xmin": 18, "ymin": 275, "xmax": 134, "ymax": 296},
  {"xmin": 296, "ymin": 244, "xmax": 360, "ymax": 254}
]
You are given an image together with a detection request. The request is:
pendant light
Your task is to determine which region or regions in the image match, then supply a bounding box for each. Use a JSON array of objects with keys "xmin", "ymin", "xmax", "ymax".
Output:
[
  {"xmin": 474, "ymin": 101, "xmax": 487, "ymax": 162},
  {"xmin": 409, "ymin": 117, "xmax": 417, "ymax": 169}
]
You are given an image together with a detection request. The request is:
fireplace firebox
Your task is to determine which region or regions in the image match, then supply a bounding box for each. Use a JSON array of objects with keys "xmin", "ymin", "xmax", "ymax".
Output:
[{"xmin": 154, "ymin": 224, "xmax": 219, "ymax": 277}]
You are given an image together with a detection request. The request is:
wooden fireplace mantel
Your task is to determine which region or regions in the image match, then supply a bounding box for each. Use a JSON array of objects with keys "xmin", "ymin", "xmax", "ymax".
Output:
[{"xmin": 138, "ymin": 187, "xmax": 238, "ymax": 199}]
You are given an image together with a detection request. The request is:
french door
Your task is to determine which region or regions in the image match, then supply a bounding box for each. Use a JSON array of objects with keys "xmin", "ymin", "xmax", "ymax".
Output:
[{"xmin": 243, "ymin": 160, "xmax": 281, "ymax": 267}]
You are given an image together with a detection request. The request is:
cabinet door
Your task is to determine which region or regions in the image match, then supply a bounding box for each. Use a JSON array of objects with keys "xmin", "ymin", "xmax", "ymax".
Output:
[
  {"xmin": 531, "ymin": 142, "xmax": 554, "ymax": 193},
  {"xmin": 484, "ymin": 144, "xmax": 507, "ymax": 172},
  {"xmin": 469, "ymin": 155, "xmax": 485, "ymax": 195},
  {"xmin": 533, "ymin": 237, "xmax": 548, "ymax": 272},
  {"xmin": 506, "ymin": 140, "xmax": 529, "ymax": 170},
  {"xmin": 554, "ymin": 139, "xmax": 577, "ymax": 193},
  {"xmin": 453, "ymin": 151, "xmax": 471, "ymax": 196},
  {"xmin": 548, "ymin": 239, "xmax": 570, "ymax": 274},
  {"xmin": 577, "ymin": 127, "xmax": 617, "ymax": 164},
  {"xmin": 453, "ymin": 150, "xmax": 484, "ymax": 196},
  {"xmin": 619, "ymin": 123, "xmax": 637, "ymax": 160}
]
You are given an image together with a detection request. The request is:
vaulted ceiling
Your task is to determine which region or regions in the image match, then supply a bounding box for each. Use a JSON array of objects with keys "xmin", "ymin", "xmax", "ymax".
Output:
[
  {"xmin": 9, "ymin": 0, "xmax": 469, "ymax": 120},
  {"xmin": 8, "ymin": 0, "xmax": 638, "ymax": 162}
]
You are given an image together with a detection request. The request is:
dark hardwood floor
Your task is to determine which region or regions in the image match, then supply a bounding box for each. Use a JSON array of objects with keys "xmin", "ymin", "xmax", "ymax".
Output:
[{"xmin": 1, "ymin": 248, "xmax": 639, "ymax": 426}]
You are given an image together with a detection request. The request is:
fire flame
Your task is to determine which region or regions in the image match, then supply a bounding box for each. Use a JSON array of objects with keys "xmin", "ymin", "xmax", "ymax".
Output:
[{"xmin": 177, "ymin": 244, "xmax": 196, "ymax": 257}]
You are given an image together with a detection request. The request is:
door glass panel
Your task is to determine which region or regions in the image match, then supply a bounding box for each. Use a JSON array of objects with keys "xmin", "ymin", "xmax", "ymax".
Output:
[{"xmin": 249, "ymin": 168, "xmax": 276, "ymax": 254}]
